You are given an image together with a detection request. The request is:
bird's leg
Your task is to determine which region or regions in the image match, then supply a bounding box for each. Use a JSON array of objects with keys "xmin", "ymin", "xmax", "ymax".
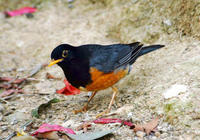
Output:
[
  {"xmin": 73, "ymin": 91, "xmax": 97, "ymax": 114},
  {"xmin": 96, "ymin": 86, "xmax": 118, "ymax": 118}
]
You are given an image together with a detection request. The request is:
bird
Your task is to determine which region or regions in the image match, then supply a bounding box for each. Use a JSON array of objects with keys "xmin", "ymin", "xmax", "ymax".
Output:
[{"xmin": 48, "ymin": 42, "xmax": 164, "ymax": 117}]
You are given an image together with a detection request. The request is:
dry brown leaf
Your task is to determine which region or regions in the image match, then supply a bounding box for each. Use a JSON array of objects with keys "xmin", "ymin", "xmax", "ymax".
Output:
[{"xmin": 133, "ymin": 118, "xmax": 159, "ymax": 135}]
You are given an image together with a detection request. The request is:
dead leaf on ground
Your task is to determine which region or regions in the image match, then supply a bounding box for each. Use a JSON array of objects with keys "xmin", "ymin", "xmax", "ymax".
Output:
[
  {"xmin": 133, "ymin": 118, "xmax": 159, "ymax": 135},
  {"xmin": 93, "ymin": 117, "xmax": 159, "ymax": 135},
  {"xmin": 67, "ymin": 129, "xmax": 115, "ymax": 140}
]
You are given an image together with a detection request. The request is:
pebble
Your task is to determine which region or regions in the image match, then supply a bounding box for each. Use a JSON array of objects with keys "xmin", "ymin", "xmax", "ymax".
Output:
[
  {"xmin": 151, "ymin": 136, "xmax": 158, "ymax": 140},
  {"xmin": 136, "ymin": 131, "xmax": 145, "ymax": 138},
  {"xmin": 68, "ymin": 4, "xmax": 74, "ymax": 8},
  {"xmin": 0, "ymin": 104, "xmax": 5, "ymax": 113},
  {"xmin": 155, "ymin": 131, "xmax": 161, "ymax": 137},
  {"xmin": 2, "ymin": 126, "xmax": 8, "ymax": 131},
  {"xmin": 163, "ymin": 19, "xmax": 172, "ymax": 26},
  {"xmin": 68, "ymin": 0, "xmax": 74, "ymax": 3},
  {"xmin": 161, "ymin": 132, "xmax": 168, "ymax": 138}
]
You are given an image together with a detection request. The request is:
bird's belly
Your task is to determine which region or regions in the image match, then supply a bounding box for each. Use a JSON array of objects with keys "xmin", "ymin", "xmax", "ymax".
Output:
[{"xmin": 85, "ymin": 67, "xmax": 128, "ymax": 91}]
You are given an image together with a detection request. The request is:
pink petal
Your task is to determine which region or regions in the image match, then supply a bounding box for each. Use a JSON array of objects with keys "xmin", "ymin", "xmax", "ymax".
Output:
[
  {"xmin": 32, "ymin": 123, "xmax": 76, "ymax": 136},
  {"xmin": 5, "ymin": 7, "xmax": 37, "ymax": 17},
  {"xmin": 93, "ymin": 118, "xmax": 133, "ymax": 127}
]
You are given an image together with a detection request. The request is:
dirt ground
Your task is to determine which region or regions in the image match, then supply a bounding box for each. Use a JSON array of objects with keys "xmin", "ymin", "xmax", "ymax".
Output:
[{"xmin": 0, "ymin": 0, "xmax": 200, "ymax": 139}]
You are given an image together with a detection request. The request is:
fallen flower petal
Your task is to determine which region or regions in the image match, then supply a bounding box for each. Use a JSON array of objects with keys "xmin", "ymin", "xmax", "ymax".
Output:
[
  {"xmin": 93, "ymin": 118, "xmax": 133, "ymax": 127},
  {"xmin": 5, "ymin": 7, "xmax": 37, "ymax": 17},
  {"xmin": 56, "ymin": 80, "xmax": 80, "ymax": 95},
  {"xmin": 32, "ymin": 123, "xmax": 76, "ymax": 136}
]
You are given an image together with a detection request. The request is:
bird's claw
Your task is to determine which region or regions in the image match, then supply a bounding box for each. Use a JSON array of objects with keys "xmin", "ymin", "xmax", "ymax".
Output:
[{"xmin": 73, "ymin": 105, "xmax": 88, "ymax": 114}]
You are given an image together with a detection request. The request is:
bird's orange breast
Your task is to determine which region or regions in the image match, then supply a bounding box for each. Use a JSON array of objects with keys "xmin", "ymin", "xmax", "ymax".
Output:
[{"xmin": 85, "ymin": 67, "xmax": 128, "ymax": 91}]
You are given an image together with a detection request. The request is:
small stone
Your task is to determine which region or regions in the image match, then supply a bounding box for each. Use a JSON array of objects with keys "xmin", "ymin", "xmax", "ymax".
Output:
[
  {"xmin": 68, "ymin": 0, "xmax": 74, "ymax": 3},
  {"xmin": 155, "ymin": 131, "xmax": 161, "ymax": 137},
  {"xmin": 41, "ymin": 114, "xmax": 46, "ymax": 119},
  {"xmin": 136, "ymin": 131, "xmax": 145, "ymax": 138},
  {"xmin": 161, "ymin": 133, "xmax": 168, "ymax": 138},
  {"xmin": 0, "ymin": 104, "xmax": 5, "ymax": 113},
  {"xmin": 68, "ymin": 4, "xmax": 74, "ymax": 8},
  {"xmin": 151, "ymin": 136, "xmax": 157, "ymax": 140},
  {"xmin": 163, "ymin": 19, "xmax": 172, "ymax": 26},
  {"xmin": 2, "ymin": 126, "xmax": 8, "ymax": 131}
]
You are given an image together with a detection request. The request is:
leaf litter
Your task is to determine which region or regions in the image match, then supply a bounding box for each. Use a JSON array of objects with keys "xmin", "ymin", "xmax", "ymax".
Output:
[{"xmin": 0, "ymin": 63, "xmax": 47, "ymax": 99}]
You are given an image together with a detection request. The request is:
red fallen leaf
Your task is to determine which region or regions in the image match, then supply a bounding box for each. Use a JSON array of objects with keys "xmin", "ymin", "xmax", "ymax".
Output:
[
  {"xmin": 5, "ymin": 7, "xmax": 37, "ymax": 17},
  {"xmin": 0, "ymin": 83, "xmax": 12, "ymax": 89},
  {"xmin": 56, "ymin": 80, "xmax": 80, "ymax": 96},
  {"xmin": 0, "ymin": 77, "xmax": 26, "ymax": 84},
  {"xmin": 32, "ymin": 123, "xmax": 76, "ymax": 136},
  {"xmin": 0, "ymin": 89, "xmax": 23, "ymax": 97},
  {"xmin": 133, "ymin": 118, "xmax": 159, "ymax": 135},
  {"xmin": 12, "ymin": 78, "xmax": 26, "ymax": 84},
  {"xmin": 93, "ymin": 118, "xmax": 159, "ymax": 135},
  {"xmin": 93, "ymin": 118, "xmax": 133, "ymax": 127},
  {"xmin": 0, "ymin": 77, "xmax": 13, "ymax": 82}
]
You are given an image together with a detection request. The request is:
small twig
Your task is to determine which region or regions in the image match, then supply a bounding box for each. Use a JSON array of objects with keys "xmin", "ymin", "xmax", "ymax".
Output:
[
  {"xmin": 2, "ymin": 94, "xmax": 32, "ymax": 100},
  {"xmin": 0, "ymin": 98, "xmax": 9, "ymax": 104},
  {"xmin": 28, "ymin": 63, "xmax": 47, "ymax": 77},
  {"xmin": 5, "ymin": 120, "xmax": 33, "ymax": 140}
]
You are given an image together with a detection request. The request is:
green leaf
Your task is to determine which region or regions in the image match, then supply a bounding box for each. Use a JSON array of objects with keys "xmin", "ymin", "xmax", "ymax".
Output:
[{"xmin": 31, "ymin": 98, "xmax": 60, "ymax": 118}]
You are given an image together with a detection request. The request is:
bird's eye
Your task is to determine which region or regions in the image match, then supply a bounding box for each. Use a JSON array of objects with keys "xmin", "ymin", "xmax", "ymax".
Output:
[{"xmin": 62, "ymin": 50, "xmax": 68, "ymax": 58}]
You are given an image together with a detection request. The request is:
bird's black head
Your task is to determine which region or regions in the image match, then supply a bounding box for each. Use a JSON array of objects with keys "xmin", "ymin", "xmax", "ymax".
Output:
[{"xmin": 49, "ymin": 44, "xmax": 74, "ymax": 67}]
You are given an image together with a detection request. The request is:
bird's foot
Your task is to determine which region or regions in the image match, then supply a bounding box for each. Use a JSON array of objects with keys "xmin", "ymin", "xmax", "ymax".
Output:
[
  {"xmin": 96, "ymin": 109, "xmax": 110, "ymax": 118},
  {"xmin": 73, "ymin": 105, "xmax": 88, "ymax": 114}
]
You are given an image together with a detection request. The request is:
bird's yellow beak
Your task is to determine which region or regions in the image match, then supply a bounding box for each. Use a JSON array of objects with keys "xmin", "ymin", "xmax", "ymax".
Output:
[{"xmin": 48, "ymin": 59, "xmax": 63, "ymax": 67}]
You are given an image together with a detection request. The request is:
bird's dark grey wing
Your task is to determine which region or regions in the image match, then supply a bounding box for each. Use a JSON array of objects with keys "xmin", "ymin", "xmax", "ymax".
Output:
[{"xmin": 88, "ymin": 42, "xmax": 143, "ymax": 73}]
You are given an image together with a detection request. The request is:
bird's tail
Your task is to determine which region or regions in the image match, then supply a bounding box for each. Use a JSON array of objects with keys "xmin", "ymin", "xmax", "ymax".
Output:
[{"xmin": 138, "ymin": 44, "xmax": 165, "ymax": 57}]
